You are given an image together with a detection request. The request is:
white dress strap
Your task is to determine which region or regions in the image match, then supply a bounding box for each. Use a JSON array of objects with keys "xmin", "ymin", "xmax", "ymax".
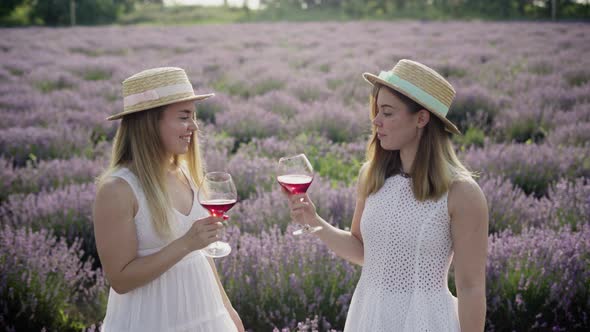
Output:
[{"xmin": 109, "ymin": 167, "xmax": 146, "ymax": 216}]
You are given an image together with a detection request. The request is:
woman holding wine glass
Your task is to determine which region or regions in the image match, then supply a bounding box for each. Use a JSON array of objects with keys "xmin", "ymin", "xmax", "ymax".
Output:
[
  {"xmin": 93, "ymin": 67, "xmax": 244, "ymax": 332},
  {"xmin": 283, "ymin": 60, "xmax": 488, "ymax": 331}
]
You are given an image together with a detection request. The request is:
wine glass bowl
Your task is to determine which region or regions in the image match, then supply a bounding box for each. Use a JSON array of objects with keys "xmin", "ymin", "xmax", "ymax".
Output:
[
  {"xmin": 197, "ymin": 172, "xmax": 237, "ymax": 258},
  {"xmin": 277, "ymin": 154, "xmax": 322, "ymax": 235},
  {"xmin": 277, "ymin": 174, "xmax": 313, "ymax": 194}
]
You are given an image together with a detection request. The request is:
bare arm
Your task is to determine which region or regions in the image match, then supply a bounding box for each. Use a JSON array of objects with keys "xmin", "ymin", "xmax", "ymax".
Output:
[
  {"xmin": 287, "ymin": 167, "xmax": 366, "ymax": 266},
  {"xmin": 93, "ymin": 177, "xmax": 222, "ymax": 294},
  {"xmin": 449, "ymin": 179, "xmax": 489, "ymax": 332}
]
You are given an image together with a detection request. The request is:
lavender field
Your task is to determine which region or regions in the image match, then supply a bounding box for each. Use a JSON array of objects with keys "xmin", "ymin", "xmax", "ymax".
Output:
[{"xmin": 1, "ymin": 21, "xmax": 589, "ymax": 331}]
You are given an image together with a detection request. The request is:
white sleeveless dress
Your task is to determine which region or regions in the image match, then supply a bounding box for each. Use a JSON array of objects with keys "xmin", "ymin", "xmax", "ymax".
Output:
[
  {"xmin": 344, "ymin": 175, "xmax": 460, "ymax": 332},
  {"xmin": 101, "ymin": 167, "xmax": 237, "ymax": 332}
]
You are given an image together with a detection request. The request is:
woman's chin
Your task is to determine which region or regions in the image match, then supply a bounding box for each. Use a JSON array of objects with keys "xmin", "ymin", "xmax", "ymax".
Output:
[
  {"xmin": 379, "ymin": 141, "xmax": 396, "ymax": 151},
  {"xmin": 173, "ymin": 146, "xmax": 190, "ymax": 155}
]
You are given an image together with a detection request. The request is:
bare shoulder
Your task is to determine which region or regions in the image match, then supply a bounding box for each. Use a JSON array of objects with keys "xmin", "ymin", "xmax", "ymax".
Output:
[
  {"xmin": 94, "ymin": 176, "xmax": 137, "ymax": 219},
  {"xmin": 356, "ymin": 162, "xmax": 370, "ymax": 198},
  {"xmin": 448, "ymin": 177, "xmax": 487, "ymax": 220},
  {"xmin": 97, "ymin": 176, "xmax": 133, "ymax": 200}
]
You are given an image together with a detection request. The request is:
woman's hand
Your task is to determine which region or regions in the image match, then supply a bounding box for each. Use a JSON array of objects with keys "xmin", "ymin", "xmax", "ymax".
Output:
[
  {"xmin": 284, "ymin": 189, "xmax": 321, "ymax": 228},
  {"xmin": 179, "ymin": 216, "xmax": 224, "ymax": 252},
  {"xmin": 227, "ymin": 306, "xmax": 245, "ymax": 332}
]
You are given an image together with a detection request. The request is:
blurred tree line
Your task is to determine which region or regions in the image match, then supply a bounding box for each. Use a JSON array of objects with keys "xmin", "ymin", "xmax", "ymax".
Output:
[
  {"xmin": 262, "ymin": 0, "xmax": 590, "ymax": 20},
  {"xmin": 1, "ymin": 0, "xmax": 588, "ymax": 26},
  {"xmin": 0, "ymin": 0, "xmax": 163, "ymax": 26}
]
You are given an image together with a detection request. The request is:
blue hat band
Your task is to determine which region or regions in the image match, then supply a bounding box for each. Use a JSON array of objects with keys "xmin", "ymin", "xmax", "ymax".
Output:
[{"xmin": 378, "ymin": 71, "xmax": 449, "ymax": 117}]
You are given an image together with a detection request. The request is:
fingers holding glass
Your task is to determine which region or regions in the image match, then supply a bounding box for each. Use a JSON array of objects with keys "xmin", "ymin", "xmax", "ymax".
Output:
[
  {"xmin": 198, "ymin": 172, "xmax": 238, "ymax": 258},
  {"xmin": 277, "ymin": 154, "xmax": 322, "ymax": 235}
]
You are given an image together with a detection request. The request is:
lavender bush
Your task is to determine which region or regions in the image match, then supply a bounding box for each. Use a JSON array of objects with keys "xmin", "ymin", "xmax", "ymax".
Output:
[
  {"xmin": 0, "ymin": 126, "xmax": 93, "ymax": 166},
  {"xmin": 237, "ymin": 135, "xmax": 365, "ymax": 185},
  {"xmin": 463, "ymin": 143, "xmax": 589, "ymax": 197},
  {"xmin": 0, "ymin": 225, "xmax": 106, "ymax": 332},
  {"xmin": 219, "ymin": 225, "xmax": 360, "ymax": 331},
  {"xmin": 232, "ymin": 178, "xmax": 355, "ymax": 235},
  {"xmin": 485, "ymin": 225, "xmax": 590, "ymax": 331},
  {"xmin": 1, "ymin": 21, "xmax": 589, "ymax": 331},
  {"xmin": 274, "ymin": 316, "xmax": 337, "ymax": 332},
  {"xmin": 530, "ymin": 177, "xmax": 590, "ymax": 231},
  {"xmin": 478, "ymin": 176, "xmax": 537, "ymax": 234},
  {"xmin": 0, "ymin": 156, "xmax": 106, "ymax": 201},
  {"xmin": 0, "ymin": 183, "xmax": 98, "ymax": 266}
]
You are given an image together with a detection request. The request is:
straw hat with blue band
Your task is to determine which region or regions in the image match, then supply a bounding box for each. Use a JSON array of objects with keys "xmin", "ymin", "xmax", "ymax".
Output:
[
  {"xmin": 363, "ymin": 59, "xmax": 461, "ymax": 135},
  {"xmin": 107, "ymin": 67, "xmax": 214, "ymax": 121}
]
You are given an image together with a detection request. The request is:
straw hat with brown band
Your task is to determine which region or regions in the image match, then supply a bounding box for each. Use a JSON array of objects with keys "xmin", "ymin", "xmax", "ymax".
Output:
[
  {"xmin": 107, "ymin": 67, "xmax": 214, "ymax": 121},
  {"xmin": 363, "ymin": 59, "xmax": 461, "ymax": 135}
]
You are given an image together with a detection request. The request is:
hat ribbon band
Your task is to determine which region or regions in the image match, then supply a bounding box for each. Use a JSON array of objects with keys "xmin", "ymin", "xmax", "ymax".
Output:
[
  {"xmin": 378, "ymin": 71, "xmax": 449, "ymax": 117},
  {"xmin": 124, "ymin": 83, "xmax": 194, "ymax": 108}
]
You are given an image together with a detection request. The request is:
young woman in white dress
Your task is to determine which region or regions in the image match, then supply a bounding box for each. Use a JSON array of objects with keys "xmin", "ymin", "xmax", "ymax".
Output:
[
  {"xmin": 93, "ymin": 67, "xmax": 244, "ymax": 332},
  {"xmin": 285, "ymin": 59, "xmax": 489, "ymax": 331}
]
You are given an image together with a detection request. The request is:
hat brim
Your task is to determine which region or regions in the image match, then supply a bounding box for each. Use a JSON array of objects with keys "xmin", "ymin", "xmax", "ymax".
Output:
[
  {"xmin": 106, "ymin": 93, "xmax": 215, "ymax": 121},
  {"xmin": 363, "ymin": 73, "xmax": 461, "ymax": 135}
]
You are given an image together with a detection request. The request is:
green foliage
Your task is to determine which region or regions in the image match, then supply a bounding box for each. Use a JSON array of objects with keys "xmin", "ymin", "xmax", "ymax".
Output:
[
  {"xmin": 454, "ymin": 127, "xmax": 486, "ymax": 149},
  {"xmin": 505, "ymin": 118, "xmax": 547, "ymax": 144},
  {"xmin": 195, "ymin": 100, "xmax": 223, "ymax": 124},
  {"xmin": 512, "ymin": 170, "xmax": 556, "ymax": 198},
  {"xmin": 528, "ymin": 60, "xmax": 553, "ymax": 75},
  {"xmin": 2, "ymin": 0, "xmax": 589, "ymax": 26},
  {"xmin": 300, "ymin": 141, "xmax": 362, "ymax": 186},
  {"xmin": 34, "ymin": 77, "xmax": 73, "ymax": 93},
  {"xmin": 0, "ymin": 232, "xmax": 107, "ymax": 332},
  {"xmin": 3, "ymin": 270, "xmax": 81, "ymax": 332},
  {"xmin": 435, "ymin": 63, "xmax": 467, "ymax": 78},
  {"xmin": 69, "ymin": 47, "xmax": 128, "ymax": 57},
  {"xmin": 564, "ymin": 69, "xmax": 590, "ymax": 87},
  {"xmin": 447, "ymin": 91, "xmax": 498, "ymax": 133},
  {"xmin": 0, "ymin": 0, "xmax": 24, "ymax": 19},
  {"xmin": 117, "ymin": 3, "xmax": 248, "ymax": 25},
  {"xmin": 1, "ymin": 0, "xmax": 131, "ymax": 26},
  {"xmin": 79, "ymin": 68, "xmax": 112, "ymax": 81}
]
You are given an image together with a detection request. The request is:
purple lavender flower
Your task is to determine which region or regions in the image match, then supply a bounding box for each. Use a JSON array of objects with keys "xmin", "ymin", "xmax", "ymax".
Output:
[
  {"xmin": 485, "ymin": 225, "xmax": 590, "ymax": 331},
  {"xmin": 463, "ymin": 143, "xmax": 589, "ymax": 197},
  {"xmin": 0, "ymin": 183, "xmax": 98, "ymax": 265},
  {"xmin": 218, "ymin": 224, "xmax": 360, "ymax": 331},
  {"xmin": 0, "ymin": 156, "xmax": 106, "ymax": 200},
  {"xmin": 0, "ymin": 126, "xmax": 92, "ymax": 166},
  {"xmin": 0, "ymin": 225, "xmax": 106, "ymax": 331}
]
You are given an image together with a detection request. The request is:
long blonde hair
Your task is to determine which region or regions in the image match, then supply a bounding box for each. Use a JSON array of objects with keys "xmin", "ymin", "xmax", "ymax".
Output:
[
  {"xmin": 360, "ymin": 84, "xmax": 474, "ymax": 201},
  {"xmin": 97, "ymin": 106, "xmax": 205, "ymax": 239}
]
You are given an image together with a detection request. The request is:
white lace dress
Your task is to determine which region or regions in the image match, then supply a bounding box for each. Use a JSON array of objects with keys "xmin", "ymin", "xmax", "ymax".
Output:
[
  {"xmin": 101, "ymin": 167, "xmax": 237, "ymax": 332},
  {"xmin": 344, "ymin": 175, "xmax": 460, "ymax": 332}
]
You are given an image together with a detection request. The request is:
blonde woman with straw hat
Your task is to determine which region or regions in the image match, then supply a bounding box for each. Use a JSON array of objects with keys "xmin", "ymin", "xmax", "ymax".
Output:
[
  {"xmin": 93, "ymin": 67, "xmax": 244, "ymax": 332},
  {"xmin": 284, "ymin": 59, "xmax": 488, "ymax": 331}
]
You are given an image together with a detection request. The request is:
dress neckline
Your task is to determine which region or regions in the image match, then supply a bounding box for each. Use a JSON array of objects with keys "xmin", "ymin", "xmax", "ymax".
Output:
[{"xmin": 172, "ymin": 166, "xmax": 196, "ymax": 218}]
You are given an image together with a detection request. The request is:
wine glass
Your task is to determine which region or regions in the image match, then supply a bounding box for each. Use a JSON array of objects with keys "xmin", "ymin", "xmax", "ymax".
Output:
[
  {"xmin": 277, "ymin": 154, "xmax": 322, "ymax": 235},
  {"xmin": 198, "ymin": 172, "xmax": 237, "ymax": 258}
]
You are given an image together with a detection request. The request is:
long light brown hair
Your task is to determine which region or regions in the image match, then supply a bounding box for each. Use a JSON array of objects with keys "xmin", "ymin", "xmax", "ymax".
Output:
[
  {"xmin": 97, "ymin": 106, "xmax": 205, "ymax": 239},
  {"xmin": 360, "ymin": 84, "xmax": 474, "ymax": 202}
]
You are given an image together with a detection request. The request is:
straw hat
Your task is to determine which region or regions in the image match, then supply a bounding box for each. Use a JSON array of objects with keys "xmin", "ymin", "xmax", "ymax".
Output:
[
  {"xmin": 363, "ymin": 59, "xmax": 461, "ymax": 135},
  {"xmin": 107, "ymin": 67, "xmax": 214, "ymax": 121}
]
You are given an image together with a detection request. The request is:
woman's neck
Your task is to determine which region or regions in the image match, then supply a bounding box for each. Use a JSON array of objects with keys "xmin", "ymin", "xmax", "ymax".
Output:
[
  {"xmin": 166, "ymin": 155, "xmax": 178, "ymax": 171},
  {"xmin": 400, "ymin": 147, "xmax": 416, "ymax": 174},
  {"xmin": 399, "ymin": 129, "xmax": 424, "ymax": 174}
]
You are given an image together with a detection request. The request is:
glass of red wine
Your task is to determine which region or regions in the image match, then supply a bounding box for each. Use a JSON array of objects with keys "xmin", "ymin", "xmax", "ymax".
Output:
[
  {"xmin": 198, "ymin": 172, "xmax": 237, "ymax": 258},
  {"xmin": 277, "ymin": 154, "xmax": 322, "ymax": 236}
]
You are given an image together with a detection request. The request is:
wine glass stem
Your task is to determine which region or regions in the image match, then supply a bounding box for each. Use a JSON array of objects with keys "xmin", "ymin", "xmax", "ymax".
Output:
[{"xmin": 213, "ymin": 213, "xmax": 228, "ymax": 247}]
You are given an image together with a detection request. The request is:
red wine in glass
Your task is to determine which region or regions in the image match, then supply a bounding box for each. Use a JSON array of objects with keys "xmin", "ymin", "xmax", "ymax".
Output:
[
  {"xmin": 277, "ymin": 154, "xmax": 322, "ymax": 236},
  {"xmin": 200, "ymin": 199, "xmax": 237, "ymax": 218},
  {"xmin": 198, "ymin": 172, "xmax": 237, "ymax": 258},
  {"xmin": 277, "ymin": 174, "xmax": 313, "ymax": 194}
]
